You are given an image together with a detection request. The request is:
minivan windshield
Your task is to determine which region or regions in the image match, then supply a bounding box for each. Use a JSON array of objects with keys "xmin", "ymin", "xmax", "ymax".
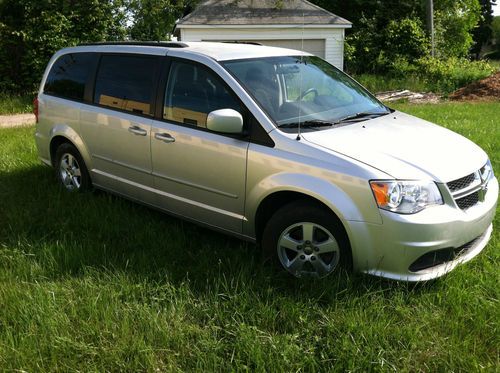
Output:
[{"xmin": 223, "ymin": 56, "xmax": 389, "ymax": 130}]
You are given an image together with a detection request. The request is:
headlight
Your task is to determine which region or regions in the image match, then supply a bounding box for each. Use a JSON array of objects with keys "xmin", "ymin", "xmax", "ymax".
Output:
[
  {"xmin": 370, "ymin": 180, "xmax": 443, "ymax": 214},
  {"xmin": 480, "ymin": 160, "xmax": 493, "ymax": 183}
]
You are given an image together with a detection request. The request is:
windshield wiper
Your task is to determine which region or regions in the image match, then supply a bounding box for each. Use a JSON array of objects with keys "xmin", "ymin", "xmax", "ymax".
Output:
[
  {"xmin": 278, "ymin": 111, "xmax": 390, "ymax": 129},
  {"xmin": 278, "ymin": 119, "xmax": 335, "ymax": 129},
  {"xmin": 333, "ymin": 111, "xmax": 390, "ymax": 124}
]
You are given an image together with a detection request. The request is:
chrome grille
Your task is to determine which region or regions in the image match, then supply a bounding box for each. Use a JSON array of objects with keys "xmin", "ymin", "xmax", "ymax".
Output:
[
  {"xmin": 456, "ymin": 192, "xmax": 479, "ymax": 210},
  {"xmin": 446, "ymin": 166, "xmax": 490, "ymax": 211},
  {"xmin": 447, "ymin": 173, "xmax": 476, "ymax": 192}
]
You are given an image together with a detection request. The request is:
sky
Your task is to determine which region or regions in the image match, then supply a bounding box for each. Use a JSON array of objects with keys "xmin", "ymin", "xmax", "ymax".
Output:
[{"xmin": 494, "ymin": 3, "xmax": 500, "ymax": 17}]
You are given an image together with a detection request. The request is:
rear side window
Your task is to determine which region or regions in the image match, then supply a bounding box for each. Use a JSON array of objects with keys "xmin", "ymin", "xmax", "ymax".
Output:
[
  {"xmin": 94, "ymin": 55, "xmax": 159, "ymax": 116},
  {"xmin": 44, "ymin": 53, "xmax": 96, "ymax": 101}
]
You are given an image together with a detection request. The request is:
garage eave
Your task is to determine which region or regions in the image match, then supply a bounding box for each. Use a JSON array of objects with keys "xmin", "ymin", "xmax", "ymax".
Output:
[{"xmin": 176, "ymin": 24, "xmax": 352, "ymax": 29}]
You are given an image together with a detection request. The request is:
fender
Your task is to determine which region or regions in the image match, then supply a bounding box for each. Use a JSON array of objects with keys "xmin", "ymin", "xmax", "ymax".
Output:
[
  {"xmin": 243, "ymin": 172, "xmax": 383, "ymax": 238},
  {"xmin": 49, "ymin": 124, "xmax": 93, "ymax": 171}
]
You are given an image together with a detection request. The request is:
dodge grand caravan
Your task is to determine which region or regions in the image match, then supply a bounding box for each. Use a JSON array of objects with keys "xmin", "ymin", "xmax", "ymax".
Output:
[{"xmin": 34, "ymin": 42, "xmax": 498, "ymax": 281}]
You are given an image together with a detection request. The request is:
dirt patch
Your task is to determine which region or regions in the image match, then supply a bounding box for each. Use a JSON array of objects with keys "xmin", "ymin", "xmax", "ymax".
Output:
[
  {"xmin": 449, "ymin": 72, "xmax": 500, "ymax": 101},
  {"xmin": 0, "ymin": 113, "xmax": 35, "ymax": 128}
]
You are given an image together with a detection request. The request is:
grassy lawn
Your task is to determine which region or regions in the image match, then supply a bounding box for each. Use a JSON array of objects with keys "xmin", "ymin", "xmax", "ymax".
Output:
[
  {"xmin": 0, "ymin": 93, "xmax": 33, "ymax": 115},
  {"xmin": 0, "ymin": 102, "xmax": 498, "ymax": 371}
]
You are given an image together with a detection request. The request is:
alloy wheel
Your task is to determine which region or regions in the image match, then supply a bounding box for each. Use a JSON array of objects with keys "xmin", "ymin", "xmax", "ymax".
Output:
[
  {"xmin": 277, "ymin": 222, "xmax": 340, "ymax": 278},
  {"xmin": 59, "ymin": 153, "xmax": 82, "ymax": 191}
]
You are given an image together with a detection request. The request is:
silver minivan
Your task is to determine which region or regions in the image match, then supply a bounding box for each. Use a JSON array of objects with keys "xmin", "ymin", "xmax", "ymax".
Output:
[{"xmin": 34, "ymin": 42, "xmax": 498, "ymax": 281}]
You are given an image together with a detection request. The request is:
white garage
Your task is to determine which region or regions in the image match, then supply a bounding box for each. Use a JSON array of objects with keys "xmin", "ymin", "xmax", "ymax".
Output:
[
  {"xmin": 174, "ymin": 0, "xmax": 351, "ymax": 70},
  {"xmin": 254, "ymin": 39, "xmax": 326, "ymax": 58}
]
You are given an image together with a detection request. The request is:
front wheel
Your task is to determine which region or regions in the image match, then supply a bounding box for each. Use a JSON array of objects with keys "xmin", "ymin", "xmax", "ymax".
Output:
[{"xmin": 262, "ymin": 200, "xmax": 351, "ymax": 278}]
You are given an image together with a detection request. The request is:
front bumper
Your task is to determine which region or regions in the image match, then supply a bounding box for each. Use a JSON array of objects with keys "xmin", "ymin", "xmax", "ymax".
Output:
[{"xmin": 348, "ymin": 176, "xmax": 498, "ymax": 281}]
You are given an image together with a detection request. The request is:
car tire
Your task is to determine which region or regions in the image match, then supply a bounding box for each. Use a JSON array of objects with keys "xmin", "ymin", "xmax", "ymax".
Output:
[
  {"xmin": 55, "ymin": 143, "xmax": 92, "ymax": 192},
  {"xmin": 262, "ymin": 200, "xmax": 351, "ymax": 278}
]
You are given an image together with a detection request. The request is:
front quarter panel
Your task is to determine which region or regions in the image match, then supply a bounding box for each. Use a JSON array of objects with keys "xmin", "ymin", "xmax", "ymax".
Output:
[{"xmin": 244, "ymin": 137, "xmax": 386, "ymax": 238}]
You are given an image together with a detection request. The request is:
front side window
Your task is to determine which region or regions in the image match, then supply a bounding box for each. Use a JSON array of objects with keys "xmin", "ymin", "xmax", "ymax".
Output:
[
  {"xmin": 94, "ymin": 55, "xmax": 158, "ymax": 116},
  {"xmin": 44, "ymin": 53, "xmax": 96, "ymax": 101},
  {"xmin": 164, "ymin": 60, "xmax": 241, "ymax": 128},
  {"xmin": 223, "ymin": 56, "xmax": 389, "ymax": 130}
]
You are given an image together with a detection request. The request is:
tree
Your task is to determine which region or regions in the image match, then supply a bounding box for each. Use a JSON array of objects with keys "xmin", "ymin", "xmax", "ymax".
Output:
[
  {"xmin": 492, "ymin": 16, "xmax": 500, "ymax": 51},
  {"xmin": 471, "ymin": 0, "xmax": 498, "ymax": 57},
  {"xmin": 433, "ymin": 0, "xmax": 481, "ymax": 58},
  {"xmin": 0, "ymin": 0, "xmax": 128, "ymax": 93},
  {"xmin": 128, "ymin": 0, "xmax": 179, "ymax": 41},
  {"xmin": 309, "ymin": 0, "xmax": 483, "ymax": 71}
]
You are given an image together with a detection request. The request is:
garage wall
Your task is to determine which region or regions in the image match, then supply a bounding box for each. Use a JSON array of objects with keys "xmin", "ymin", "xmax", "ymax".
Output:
[
  {"xmin": 179, "ymin": 27, "xmax": 346, "ymax": 70},
  {"xmin": 239, "ymin": 39, "xmax": 325, "ymax": 58}
]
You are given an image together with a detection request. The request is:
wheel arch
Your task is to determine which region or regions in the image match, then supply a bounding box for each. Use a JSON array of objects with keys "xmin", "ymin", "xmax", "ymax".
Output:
[
  {"xmin": 48, "ymin": 125, "xmax": 92, "ymax": 169},
  {"xmin": 254, "ymin": 190, "xmax": 351, "ymax": 244},
  {"xmin": 246, "ymin": 172, "xmax": 372, "ymax": 242}
]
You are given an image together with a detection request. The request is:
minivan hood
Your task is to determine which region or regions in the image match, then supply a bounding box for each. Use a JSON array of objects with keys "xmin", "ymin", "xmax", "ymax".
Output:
[{"xmin": 302, "ymin": 111, "xmax": 487, "ymax": 182}]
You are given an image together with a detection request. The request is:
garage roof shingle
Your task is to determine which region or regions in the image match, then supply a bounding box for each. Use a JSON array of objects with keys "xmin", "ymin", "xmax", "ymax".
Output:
[{"xmin": 177, "ymin": 0, "xmax": 351, "ymax": 26}]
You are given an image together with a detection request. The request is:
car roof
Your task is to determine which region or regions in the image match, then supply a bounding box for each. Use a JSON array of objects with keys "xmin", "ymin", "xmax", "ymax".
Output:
[
  {"xmin": 182, "ymin": 41, "xmax": 311, "ymax": 60},
  {"xmin": 58, "ymin": 41, "xmax": 311, "ymax": 61}
]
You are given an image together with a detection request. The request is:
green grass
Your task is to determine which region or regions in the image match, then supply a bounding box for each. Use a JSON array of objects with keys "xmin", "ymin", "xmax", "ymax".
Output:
[
  {"xmin": 0, "ymin": 102, "xmax": 499, "ymax": 371},
  {"xmin": 0, "ymin": 93, "xmax": 34, "ymax": 115}
]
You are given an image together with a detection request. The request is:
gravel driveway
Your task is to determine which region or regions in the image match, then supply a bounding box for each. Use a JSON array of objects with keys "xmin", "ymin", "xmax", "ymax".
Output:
[{"xmin": 0, "ymin": 113, "xmax": 36, "ymax": 128}]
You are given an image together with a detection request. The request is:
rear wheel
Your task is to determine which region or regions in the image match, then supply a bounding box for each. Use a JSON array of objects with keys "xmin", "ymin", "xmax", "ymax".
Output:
[
  {"xmin": 262, "ymin": 200, "xmax": 351, "ymax": 278},
  {"xmin": 55, "ymin": 143, "xmax": 91, "ymax": 192}
]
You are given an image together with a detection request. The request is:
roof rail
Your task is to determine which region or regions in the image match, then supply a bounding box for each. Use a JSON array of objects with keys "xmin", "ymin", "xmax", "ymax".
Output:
[
  {"xmin": 80, "ymin": 41, "xmax": 189, "ymax": 48},
  {"xmin": 221, "ymin": 41, "xmax": 262, "ymax": 46}
]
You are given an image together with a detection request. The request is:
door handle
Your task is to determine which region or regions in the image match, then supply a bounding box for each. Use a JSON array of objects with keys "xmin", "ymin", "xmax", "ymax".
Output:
[
  {"xmin": 128, "ymin": 126, "xmax": 147, "ymax": 136},
  {"xmin": 155, "ymin": 133, "xmax": 175, "ymax": 143}
]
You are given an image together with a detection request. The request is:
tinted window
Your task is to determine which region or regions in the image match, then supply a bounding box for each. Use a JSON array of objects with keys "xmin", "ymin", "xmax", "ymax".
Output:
[
  {"xmin": 164, "ymin": 61, "xmax": 241, "ymax": 127},
  {"xmin": 94, "ymin": 55, "xmax": 158, "ymax": 116},
  {"xmin": 44, "ymin": 53, "xmax": 95, "ymax": 101}
]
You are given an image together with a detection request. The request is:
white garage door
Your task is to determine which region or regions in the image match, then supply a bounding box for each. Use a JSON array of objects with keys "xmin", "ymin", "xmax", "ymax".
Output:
[{"xmin": 254, "ymin": 39, "xmax": 325, "ymax": 58}]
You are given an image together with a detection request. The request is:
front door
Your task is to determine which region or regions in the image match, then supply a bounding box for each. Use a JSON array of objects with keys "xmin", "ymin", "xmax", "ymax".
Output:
[{"xmin": 151, "ymin": 59, "xmax": 249, "ymax": 233}]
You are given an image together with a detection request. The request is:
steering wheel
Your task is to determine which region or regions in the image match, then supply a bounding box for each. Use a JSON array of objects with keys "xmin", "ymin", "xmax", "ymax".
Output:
[{"xmin": 297, "ymin": 88, "xmax": 319, "ymax": 101}]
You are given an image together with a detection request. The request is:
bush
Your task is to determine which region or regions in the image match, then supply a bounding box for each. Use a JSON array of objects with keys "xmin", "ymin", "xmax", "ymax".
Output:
[
  {"xmin": 414, "ymin": 57, "xmax": 494, "ymax": 93},
  {"xmin": 346, "ymin": 17, "xmax": 430, "ymax": 75},
  {"xmin": 354, "ymin": 58, "xmax": 494, "ymax": 95},
  {"xmin": 384, "ymin": 18, "xmax": 430, "ymax": 62}
]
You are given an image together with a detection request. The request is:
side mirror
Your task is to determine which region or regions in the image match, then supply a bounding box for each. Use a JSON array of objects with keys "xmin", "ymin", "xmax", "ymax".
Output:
[{"xmin": 206, "ymin": 109, "xmax": 243, "ymax": 134}]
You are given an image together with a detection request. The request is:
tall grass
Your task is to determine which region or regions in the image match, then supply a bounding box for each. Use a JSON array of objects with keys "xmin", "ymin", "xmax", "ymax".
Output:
[
  {"xmin": 487, "ymin": 59, "xmax": 500, "ymax": 71},
  {"xmin": 354, "ymin": 58, "xmax": 495, "ymax": 94},
  {"xmin": 0, "ymin": 93, "xmax": 33, "ymax": 115},
  {"xmin": 354, "ymin": 74, "xmax": 430, "ymax": 93},
  {"xmin": 0, "ymin": 102, "xmax": 498, "ymax": 371}
]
